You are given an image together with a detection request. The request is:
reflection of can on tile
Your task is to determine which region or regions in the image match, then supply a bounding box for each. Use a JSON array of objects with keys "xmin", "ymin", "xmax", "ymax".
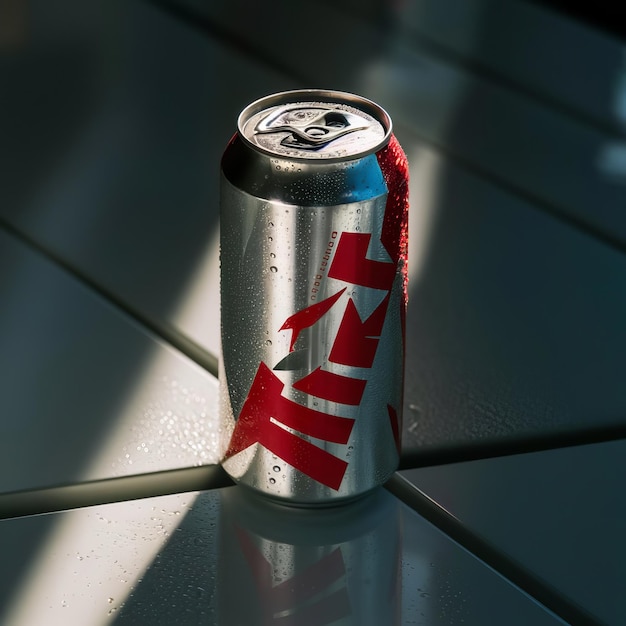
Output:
[
  {"xmin": 217, "ymin": 487, "xmax": 402, "ymax": 625},
  {"xmin": 220, "ymin": 89, "xmax": 409, "ymax": 505}
]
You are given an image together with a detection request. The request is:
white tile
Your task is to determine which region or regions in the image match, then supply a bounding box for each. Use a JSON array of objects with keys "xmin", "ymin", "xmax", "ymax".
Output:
[
  {"xmin": 0, "ymin": 486, "xmax": 566, "ymax": 625},
  {"xmin": 0, "ymin": 229, "xmax": 220, "ymax": 494},
  {"xmin": 0, "ymin": 490, "xmax": 207, "ymax": 625}
]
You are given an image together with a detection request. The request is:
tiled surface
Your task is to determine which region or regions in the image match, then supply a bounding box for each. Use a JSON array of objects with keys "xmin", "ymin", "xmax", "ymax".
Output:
[
  {"xmin": 3, "ymin": 0, "xmax": 625, "ymax": 461},
  {"xmin": 0, "ymin": 486, "xmax": 566, "ymax": 625},
  {"xmin": 334, "ymin": 0, "xmax": 626, "ymax": 133},
  {"xmin": 400, "ymin": 138, "xmax": 626, "ymax": 454},
  {"xmin": 401, "ymin": 440, "xmax": 626, "ymax": 625},
  {"xmin": 0, "ymin": 0, "xmax": 624, "ymax": 623},
  {"xmin": 175, "ymin": 0, "xmax": 626, "ymax": 246},
  {"xmin": 0, "ymin": 0, "xmax": 295, "ymax": 360},
  {"xmin": 0, "ymin": 228, "xmax": 220, "ymax": 495}
]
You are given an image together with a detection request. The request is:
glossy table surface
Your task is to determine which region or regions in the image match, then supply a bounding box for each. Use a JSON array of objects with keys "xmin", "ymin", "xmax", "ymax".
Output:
[{"xmin": 0, "ymin": 0, "xmax": 623, "ymax": 624}]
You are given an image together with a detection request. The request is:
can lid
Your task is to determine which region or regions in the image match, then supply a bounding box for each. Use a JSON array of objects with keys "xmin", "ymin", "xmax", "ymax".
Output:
[{"xmin": 238, "ymin": 89, "xmax": 392, "ymax": 162}]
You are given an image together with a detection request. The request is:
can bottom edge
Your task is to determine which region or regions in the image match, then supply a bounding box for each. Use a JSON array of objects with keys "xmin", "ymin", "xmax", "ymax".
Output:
[{"xmin": 230, "ymin": 481, "xmax": 383, "ymax": 509}]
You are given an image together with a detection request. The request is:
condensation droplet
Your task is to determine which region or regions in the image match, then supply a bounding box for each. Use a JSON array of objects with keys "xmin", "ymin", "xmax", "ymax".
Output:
[
  {"xmin": 270, "ymin": 266, "xmax": 278, "ymax": 273},
  {"xmin": 269, "ymin": 477, "xmax": 276, "ymax": 484},
  {"xmin": 265, "ymin": 340, "xmax": 272, "ymax": 346},
  {"xmin": 273, "ymin": 465, "xmax": 280, "ymax": 472}
]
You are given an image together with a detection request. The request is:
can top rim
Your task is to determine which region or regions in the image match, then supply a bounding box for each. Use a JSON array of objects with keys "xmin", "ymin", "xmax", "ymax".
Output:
[{"xmin": 237, "ymin": 89, "xmax": 392, "ymax": 162}]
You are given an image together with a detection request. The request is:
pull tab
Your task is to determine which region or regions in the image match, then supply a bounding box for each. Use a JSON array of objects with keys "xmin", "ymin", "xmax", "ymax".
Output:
[{"xmin": 254, "ymin": 104, "xmax": 369, "ymax": 150}]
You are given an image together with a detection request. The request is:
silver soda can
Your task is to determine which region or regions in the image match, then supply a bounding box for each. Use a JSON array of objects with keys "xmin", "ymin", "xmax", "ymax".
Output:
[{"xmin": 220, "ymin": 89, "xmax": 409, "ymax": 505}]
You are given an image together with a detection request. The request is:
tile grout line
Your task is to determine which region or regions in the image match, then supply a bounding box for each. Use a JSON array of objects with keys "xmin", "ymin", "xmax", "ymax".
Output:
[
  {"xmin": 3, "ymin": 433, "xmax": 624, "ymax": 520},
  {"xmin": 0, "ymin": 217, "xmax": 219, "ymax": 378},
  {"xmin": 385, "ymin": 472, "xmax": 592, "ymax": 625},
  {"xmin": 0, "ymin": 465, "xmax": 234, "ymax": 521},
  {"xmin": 398, "ymin": 430, "xmax": 626, "ymax": 471},
  {"xmin": 143, "ymin": 0, "xmax": 310, "ymax": 85}
]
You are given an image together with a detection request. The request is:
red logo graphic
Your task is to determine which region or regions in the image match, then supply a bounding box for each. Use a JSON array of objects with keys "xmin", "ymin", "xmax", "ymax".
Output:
[{"xmin": 224, "ymin": 137, "xmax": 408, "ymax": 489}]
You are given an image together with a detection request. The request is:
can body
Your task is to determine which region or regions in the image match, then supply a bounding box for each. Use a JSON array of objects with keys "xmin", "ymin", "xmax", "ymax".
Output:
[{"xmin": 220, "ymin": 89, "xmax": 408, "ymax": 505}]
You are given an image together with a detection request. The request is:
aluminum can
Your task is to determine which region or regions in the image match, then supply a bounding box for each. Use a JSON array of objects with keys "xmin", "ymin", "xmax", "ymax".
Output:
[{"xmin": 220, "ymin": 89, "xmax": 409, "ymax": 505}]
